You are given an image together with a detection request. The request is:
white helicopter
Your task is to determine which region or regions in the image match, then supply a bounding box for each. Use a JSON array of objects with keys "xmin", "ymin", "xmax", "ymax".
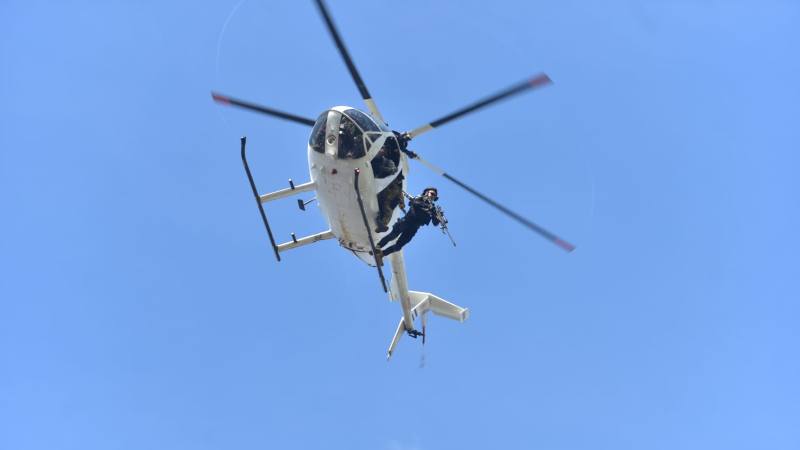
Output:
[{"xmin": 212, "ymin": 0, "xmax": 575, "ymax": 359}]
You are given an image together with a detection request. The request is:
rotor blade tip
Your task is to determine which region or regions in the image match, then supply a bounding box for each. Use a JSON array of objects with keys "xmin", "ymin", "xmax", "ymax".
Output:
[
  {"xmin": 554, "ymin": 238, "xmax": 575, "ymax": 252},
  {"xmin": 211, "ymin": 92, "xmax": 230, "ymax": 104},
  {"xmin": 529, "ymin": 74, "xmax": 552, "ymax": 87}
]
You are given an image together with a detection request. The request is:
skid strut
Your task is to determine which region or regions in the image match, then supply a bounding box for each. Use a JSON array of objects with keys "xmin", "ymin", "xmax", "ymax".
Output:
[{"xmin": 353, "ymin": 169, "xmax": 388, "ymax": 292}]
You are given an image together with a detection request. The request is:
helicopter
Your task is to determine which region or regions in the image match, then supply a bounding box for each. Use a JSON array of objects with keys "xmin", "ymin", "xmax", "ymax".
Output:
[{"xmin": 212, "ymin": 0, "xmax": 575, "ymax": 359}]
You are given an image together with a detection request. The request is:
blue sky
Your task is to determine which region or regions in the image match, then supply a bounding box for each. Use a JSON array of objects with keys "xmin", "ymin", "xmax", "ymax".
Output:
[{"xmin": 1, "ymin": 1, "xmax": 798, "ymax": 449}]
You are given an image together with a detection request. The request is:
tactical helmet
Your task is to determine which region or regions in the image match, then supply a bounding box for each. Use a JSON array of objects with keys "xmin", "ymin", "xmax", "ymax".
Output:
[{"xmin": 422, "ymin": 187, "xmax": 439, "ymax": 200}]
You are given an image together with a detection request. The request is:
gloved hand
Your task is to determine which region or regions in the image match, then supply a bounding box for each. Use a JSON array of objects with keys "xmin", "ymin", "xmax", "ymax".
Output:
[{"xmin": 402, "ymin": 148, "xmax": 418, "ymax": 159}]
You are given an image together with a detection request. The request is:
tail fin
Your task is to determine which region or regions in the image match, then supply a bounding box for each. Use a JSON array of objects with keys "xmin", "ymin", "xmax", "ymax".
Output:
[{"xmin": 386, "ymin": 291, "xmax": 469, "ymax": 360}]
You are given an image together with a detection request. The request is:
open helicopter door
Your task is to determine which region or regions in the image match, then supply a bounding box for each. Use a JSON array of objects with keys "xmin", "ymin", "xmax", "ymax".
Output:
[{"xmin": 240, "ymin": 137, "xmax": 334, "ymax": 261}]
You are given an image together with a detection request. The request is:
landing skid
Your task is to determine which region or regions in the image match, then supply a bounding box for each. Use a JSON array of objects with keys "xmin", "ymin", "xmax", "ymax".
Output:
[{"xmin": 241, "ymin": 137, "xmax": 281, "ymax": 262}]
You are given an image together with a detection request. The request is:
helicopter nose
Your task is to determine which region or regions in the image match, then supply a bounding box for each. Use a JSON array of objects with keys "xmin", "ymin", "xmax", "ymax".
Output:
[{"xmin": 309, "ymin": 110, "xmax": 368, "ymax": 160}]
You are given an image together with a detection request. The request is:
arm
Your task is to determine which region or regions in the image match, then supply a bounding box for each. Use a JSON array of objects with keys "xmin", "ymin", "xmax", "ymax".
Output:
[{"xmin": 393, "ymin": 131, "xmax": 417, "ymax": 159}]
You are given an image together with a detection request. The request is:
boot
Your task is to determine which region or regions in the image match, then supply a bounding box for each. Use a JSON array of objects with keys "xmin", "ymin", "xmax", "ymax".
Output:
[
  {"xmin": 374, "ymin": 215, "xmax": 389, "ymax": 233},
  {"xmin": 372, "ymin": 248, "xmax": 384, "ymax": 266}
]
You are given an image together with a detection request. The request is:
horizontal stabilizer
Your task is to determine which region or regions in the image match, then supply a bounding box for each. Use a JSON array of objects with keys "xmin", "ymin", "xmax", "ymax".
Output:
[{"xmin": 409, "ymin": 291, "xmax": 469, "ymax": 322}]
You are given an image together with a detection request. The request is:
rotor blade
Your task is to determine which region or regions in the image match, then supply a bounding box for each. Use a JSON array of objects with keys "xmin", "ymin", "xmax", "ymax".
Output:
[
  {"xmin": 211, "ymin": 92, "xmax": 315, "ymax": 127},
  {"xmin": 411, "ymin": 153, "xmax": 575, "ymax": 252},
  {"xmin": 405, "ymin": 74, "xmax": 552, "ymax": 139},
  {"xmin": 313, "ymin": 0, "xmax": 385, "ymax": 123}
]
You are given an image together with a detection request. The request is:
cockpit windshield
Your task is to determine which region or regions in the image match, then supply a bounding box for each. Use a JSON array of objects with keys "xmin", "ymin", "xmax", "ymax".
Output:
[
  {"xmin": 343, "ymin": 108, "xmax": 379, "ymax": 133},
  {"xmin": 337, "ymin": 115, "xmax": 365, "ymax": 159},
  {"xmin": 309, "ymin": 112, "xmax": 327, "ymax": 154},
  {"xmin": 308, "ymin": 109, "xmax": 381, "ymax": 159}
]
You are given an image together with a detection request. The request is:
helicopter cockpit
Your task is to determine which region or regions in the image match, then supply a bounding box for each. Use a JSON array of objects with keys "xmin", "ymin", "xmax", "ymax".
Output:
[{"xmin": 309, "ymin": 108, "xmax": 389, "ymax": 161}]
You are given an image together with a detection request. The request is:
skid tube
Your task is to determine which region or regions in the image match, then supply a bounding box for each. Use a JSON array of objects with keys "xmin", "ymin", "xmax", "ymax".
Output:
[{"xmin": 240, "ymin": 137, "xmax": 281, "ymax": 262}]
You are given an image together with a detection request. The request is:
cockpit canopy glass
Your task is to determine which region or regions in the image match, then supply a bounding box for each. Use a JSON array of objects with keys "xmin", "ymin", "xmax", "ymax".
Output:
[
  {"xmin": 343, "ymin": 108, "xmax": 380, "ymax": 133},
  {"xmin": 310, "ymin": 109, "xmax": 381, "ymax": 159},
  {"xmin": 337, "ymin": 114, "xmax": 365, "ymax": 159},
  {"xmin": 309, "ymin": 112, "xmax": 327, "ymax": 154}
]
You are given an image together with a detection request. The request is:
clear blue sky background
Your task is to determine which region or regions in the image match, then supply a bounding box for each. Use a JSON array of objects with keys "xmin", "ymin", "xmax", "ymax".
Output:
[{"xmin": 2, "ymin": 1, "xmax": 798, "ymax": 449}]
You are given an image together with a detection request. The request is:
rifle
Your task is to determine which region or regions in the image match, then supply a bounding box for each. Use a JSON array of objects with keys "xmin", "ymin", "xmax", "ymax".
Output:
[{"xmin": 433, "ymin": 204, "xmax": 456, "ymax": 247}]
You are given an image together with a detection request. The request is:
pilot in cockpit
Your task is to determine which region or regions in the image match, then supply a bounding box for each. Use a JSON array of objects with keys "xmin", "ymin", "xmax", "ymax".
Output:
[{"xmin": 338, "ymin": 117, "xmax": 362, "ymax": 159}]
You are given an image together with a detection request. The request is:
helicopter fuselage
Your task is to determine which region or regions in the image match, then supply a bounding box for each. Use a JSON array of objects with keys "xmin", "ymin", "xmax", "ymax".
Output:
[
  {"xmin": 212, "ymin": 0, "xmax": 572, "ymax": 358},
  {"xmin": 307, "ymin": 106, "xmax": 408, "ymax": 266}
]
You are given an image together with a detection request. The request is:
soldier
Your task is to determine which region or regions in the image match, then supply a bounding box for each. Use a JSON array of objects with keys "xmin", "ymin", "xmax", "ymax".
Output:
[
  {"xmin": 375, "ymin": 173, "xmax": 404, "ymax": 232},
  {"xmin": 372, "ymin": 135, "xmax": 403, "ymax": 232},
  {"xmin": 377, "ymin": 187, "xmax": 441, "ymax": 257}
]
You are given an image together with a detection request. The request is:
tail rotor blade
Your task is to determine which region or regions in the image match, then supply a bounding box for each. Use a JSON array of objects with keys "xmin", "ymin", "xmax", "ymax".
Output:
[
  {"xmin": 212, "ymin": 92, "xmax": 316, "ymax": 126},
  {"xmin": 313, "ymin": 0, "xmax": 384, "ymax": 123},
  {"xmin": 411, "ymin": 153, "xmax": 575, "ymax": 252},
  {"xmin": 405, "ymin": 74, "xmax": 552, "ymax": 139}
]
